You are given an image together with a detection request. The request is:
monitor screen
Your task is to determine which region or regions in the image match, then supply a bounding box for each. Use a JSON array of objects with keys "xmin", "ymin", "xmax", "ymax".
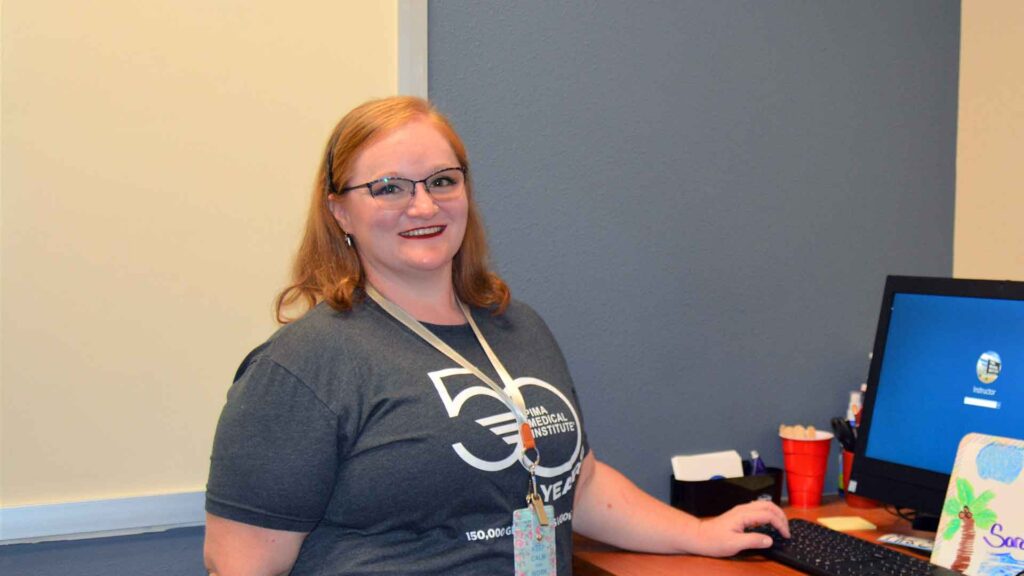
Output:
[{"xmin": 849, "ymin": 275, "xmax": 1024, "ymax": 518}]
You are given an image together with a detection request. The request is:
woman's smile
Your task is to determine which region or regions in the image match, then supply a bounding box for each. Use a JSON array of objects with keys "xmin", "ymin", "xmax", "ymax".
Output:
[{"xmin": 400, "ymin": 225, "xmax": 446, "ymax": 239}]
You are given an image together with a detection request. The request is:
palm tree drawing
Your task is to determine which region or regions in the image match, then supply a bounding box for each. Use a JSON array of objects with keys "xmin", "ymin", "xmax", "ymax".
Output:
[{"xmin": 941, "ymin": 477, "xmax": 997, "ymax": 573}]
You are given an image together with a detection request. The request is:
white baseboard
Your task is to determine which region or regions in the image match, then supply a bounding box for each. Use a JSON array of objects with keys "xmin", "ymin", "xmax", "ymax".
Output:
[{"xmin": 0, "ymin": 491, "xmax": 205, "ymax": 545}]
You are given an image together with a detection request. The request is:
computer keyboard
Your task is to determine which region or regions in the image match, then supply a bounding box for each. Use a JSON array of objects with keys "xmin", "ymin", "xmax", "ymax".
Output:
[{"xmin": 752, "ymin": 518, "xmax": 963, "ymax": 576}]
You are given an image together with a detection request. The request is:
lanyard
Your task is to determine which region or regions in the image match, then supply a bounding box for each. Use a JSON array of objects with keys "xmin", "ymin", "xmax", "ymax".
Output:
[{"xmin": 364, "ymin": 285, "xmax": 539, "ymax": 465}]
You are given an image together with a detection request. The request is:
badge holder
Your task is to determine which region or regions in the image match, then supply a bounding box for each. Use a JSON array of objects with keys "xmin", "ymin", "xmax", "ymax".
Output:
[{"xmin": 513, "ymin": 426, "xmax": 556, "ymax": 575}]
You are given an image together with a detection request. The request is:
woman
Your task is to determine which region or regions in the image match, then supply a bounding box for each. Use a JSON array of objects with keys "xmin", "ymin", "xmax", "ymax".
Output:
[{"xmin": 204, "ymin": 96, "xmax": 789, "ymax": 576}]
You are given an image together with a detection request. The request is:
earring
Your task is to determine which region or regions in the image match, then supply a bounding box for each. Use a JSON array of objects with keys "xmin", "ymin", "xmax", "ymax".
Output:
[{"xmin": 345, "ymin": 234, "xmax": 354, "ymax": 248}]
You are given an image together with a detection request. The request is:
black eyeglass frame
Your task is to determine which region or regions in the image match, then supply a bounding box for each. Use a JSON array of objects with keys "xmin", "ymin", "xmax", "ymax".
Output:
[
  {"xmin": 323, "ymin": 136, "xmax": 467, "ymax": 200},
  {"xmin": 338, "ymin": 166, "xmax": 467, "ymax": 200}
]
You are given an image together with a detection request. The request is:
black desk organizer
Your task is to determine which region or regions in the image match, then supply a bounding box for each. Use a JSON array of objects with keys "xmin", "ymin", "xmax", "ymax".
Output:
[{"xmin": 670, "ymin": 465, "xmax": 783, "ymax": 517}]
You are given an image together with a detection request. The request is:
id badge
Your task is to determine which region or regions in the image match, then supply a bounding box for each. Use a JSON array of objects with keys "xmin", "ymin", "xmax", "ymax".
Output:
[{"xmin": 512, "ymin": 504, "xmax": 556, "ymax": 575}]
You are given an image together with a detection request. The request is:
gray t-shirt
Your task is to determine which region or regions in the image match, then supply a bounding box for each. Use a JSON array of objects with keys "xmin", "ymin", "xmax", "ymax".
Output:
[{"xmin": 206, "ymin": 298, "xmax": 589, "ymax": 575}]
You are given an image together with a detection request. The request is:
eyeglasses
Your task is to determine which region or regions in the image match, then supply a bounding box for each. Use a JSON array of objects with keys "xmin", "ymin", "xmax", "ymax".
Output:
[{"xmin": 339, "ymin": 167, "xmax": 467, "ymax": 210}]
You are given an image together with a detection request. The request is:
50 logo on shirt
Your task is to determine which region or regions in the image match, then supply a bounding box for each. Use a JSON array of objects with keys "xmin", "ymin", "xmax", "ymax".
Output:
[{"xmin": 429, "ymin": 368, "xmax": 583, "ymax": 482}]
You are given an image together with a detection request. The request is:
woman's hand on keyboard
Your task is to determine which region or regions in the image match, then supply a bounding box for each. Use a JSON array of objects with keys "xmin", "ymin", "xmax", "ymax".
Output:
[{"xmin": 692, "ymin": 500, "xmax": 791, "ymax": 557}]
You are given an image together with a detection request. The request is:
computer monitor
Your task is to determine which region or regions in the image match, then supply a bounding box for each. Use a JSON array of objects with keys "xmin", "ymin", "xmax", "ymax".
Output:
[{"xmin": 848, "ymin": 275, "xmax": 1024, "ymax": 527}]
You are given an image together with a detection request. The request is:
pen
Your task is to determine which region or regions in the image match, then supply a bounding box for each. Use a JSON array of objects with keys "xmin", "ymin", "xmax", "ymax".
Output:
[{"xmin": 750, "ymin": 450, "xmax": 768, "ymax": 475}]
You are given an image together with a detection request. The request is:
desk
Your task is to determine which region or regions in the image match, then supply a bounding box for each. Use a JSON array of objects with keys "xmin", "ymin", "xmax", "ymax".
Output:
[{"xmin": 572, "ymin": 498, "xmax": 935, "ymax": 575}]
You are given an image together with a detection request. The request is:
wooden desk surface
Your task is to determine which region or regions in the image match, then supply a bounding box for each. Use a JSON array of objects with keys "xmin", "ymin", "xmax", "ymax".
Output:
[{"xmin": 572, "ymin": 498, "xmax": 935, "ymax": 575}]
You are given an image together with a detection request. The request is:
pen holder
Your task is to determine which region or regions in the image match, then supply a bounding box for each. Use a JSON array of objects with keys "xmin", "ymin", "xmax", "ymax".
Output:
[{"xmin": 669, "ymin": 467, "xmax": 783, "ymax": 517}]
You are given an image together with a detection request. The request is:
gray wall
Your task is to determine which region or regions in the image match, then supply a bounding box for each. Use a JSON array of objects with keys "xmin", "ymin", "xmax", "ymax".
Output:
[{"xmin": 429, "ymin": 1, "xmax": 960, "ymax": 500}]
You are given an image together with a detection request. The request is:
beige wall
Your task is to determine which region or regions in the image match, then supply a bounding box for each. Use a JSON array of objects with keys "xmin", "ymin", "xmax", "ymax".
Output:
[
  {"xmin": 954, "ymin": 0, "xmax": 1024, "ymax": 280},
  {"xmin": 1, "ymin": 1, "xmax": 398, "ymax": 506}
]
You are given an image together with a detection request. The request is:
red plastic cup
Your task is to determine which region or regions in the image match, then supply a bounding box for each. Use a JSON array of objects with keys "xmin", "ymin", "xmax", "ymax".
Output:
[
  {"xmin": 781, "ymin": 431, "xmax": 832, "ymax": 507},
  {"xmin": 842, "ymin": 450, "xmax": 880, "ymax": 508}
]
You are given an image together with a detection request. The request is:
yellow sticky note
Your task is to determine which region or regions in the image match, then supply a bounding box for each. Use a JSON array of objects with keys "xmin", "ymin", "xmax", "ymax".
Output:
[{"xmin": 817, "ymin": 516, "xmax": 877, "ymax": 532}]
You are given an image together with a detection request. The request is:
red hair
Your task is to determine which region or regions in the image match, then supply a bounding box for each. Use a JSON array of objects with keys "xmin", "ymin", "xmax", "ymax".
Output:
[{"xmin": 275, "ymin": 96, "xmax": 510, "ymax": 323}]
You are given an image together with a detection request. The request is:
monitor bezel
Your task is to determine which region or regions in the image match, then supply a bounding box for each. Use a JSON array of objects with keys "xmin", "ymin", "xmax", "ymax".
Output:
[{"xmin": 848, "ymin": 274, "xmax": 1024, "ymax": 516}]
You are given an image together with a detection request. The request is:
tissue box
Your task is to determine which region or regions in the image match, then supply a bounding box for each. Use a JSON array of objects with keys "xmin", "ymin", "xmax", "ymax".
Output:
[{"xmin": 670, "ymin": 467, "xmax": 782, "ymax": 517}]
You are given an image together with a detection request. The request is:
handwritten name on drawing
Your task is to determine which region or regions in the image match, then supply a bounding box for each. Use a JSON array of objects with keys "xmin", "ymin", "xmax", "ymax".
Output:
[{"xmin": 983, "ymin": 523, "xmax": 1024, "ymax": 551}]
